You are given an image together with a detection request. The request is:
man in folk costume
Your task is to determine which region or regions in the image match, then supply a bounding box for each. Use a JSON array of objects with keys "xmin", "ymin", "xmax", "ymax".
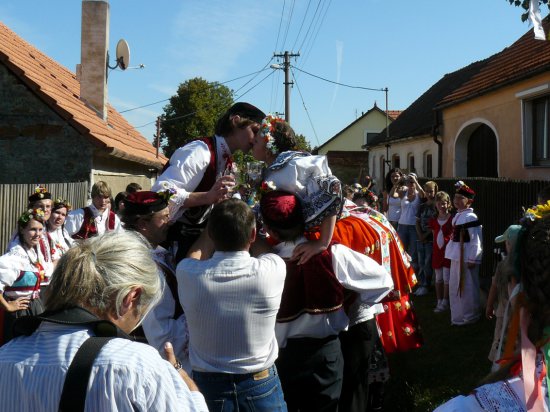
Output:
[
  {"xmin": 445, "ymin": 181, "xmax": 483, "ymax": 326},
  {"xmin": 152, "ymin": 102, "xmax": 265, "ymax": 262},
  {"xmin": 121, "ymin": 190, "xmax": 190, "ymax": 373},
  {"xmin": 65, "ymin": 181, "xmax": 120, "ymax": 240},
  {"xmin": 259, "ymin": 191, "xmax": 393, "ymax": 412}
]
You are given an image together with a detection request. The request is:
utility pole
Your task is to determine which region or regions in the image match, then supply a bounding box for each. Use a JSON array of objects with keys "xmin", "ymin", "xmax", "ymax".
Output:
[
  {"xmin": 273, "ymin": 51, "xmax": 299, "ymax": 124},
  {"xmin": 155, "ymin": 115, "xmax": 161, "ymax": 158}
]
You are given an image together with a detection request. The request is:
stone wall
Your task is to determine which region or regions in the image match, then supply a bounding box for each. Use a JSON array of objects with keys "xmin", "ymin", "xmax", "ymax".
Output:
[{"xmin": 0, "ymin": 65, "xmax": 94, "ymax": 183}]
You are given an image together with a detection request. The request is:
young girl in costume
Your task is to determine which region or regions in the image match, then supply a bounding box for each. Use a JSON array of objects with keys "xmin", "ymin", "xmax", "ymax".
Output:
[
  {"xmin": 46, "ymin": 199, "xmax": 74, "ymax": 266},
  {"xmin": 445, "ymin": 181, "xmax": 483, "ymax": 326},
  {"xmin": 436, "ymin": 202, "xmax": 550, "ymax": 411},
  {"xmin": 429, "ymin": 191, "xmax": 453, "ymax": 313}
]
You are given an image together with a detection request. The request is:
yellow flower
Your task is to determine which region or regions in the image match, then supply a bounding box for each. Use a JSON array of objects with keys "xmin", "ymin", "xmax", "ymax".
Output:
[{"xmin": 525, "ymin": 200, "xmax": 550, "ymax": 221}]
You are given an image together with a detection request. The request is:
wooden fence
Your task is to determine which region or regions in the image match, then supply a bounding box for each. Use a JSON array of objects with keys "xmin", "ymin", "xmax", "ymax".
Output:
[
  {"xmin": 418, "ymin": 177, "xmax": 550, "ymax": 286},
  {"xmin": 0, "ymin": 182, "xmax": 89, "ymax": 252}
]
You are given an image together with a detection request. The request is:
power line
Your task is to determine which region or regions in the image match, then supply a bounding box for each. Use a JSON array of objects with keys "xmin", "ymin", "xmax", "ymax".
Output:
[
  {"xmin": 292, "ymin": 66, "xmax": 385, "ymax": 92},
  {"xmin": 300, "ymin": 0, "xmax": 332, "ymax": 67},
  {"xmin": 281, "ymin": 0, "xmax": 296, "ymax": 50},
  {"xmin": 235, "ymin": 69, "xmax": 277, "ymax": 100},
  {"xmin": 290, "ymin": 0, "xmax": 313, "ymax": 52},
  {"xmin": 232, "ymin": 57, "xmax": 274, "ymax": 95},
  {"xmin": 298, "ymin": 0, "xmax": 323, "ymax": 53},
  {"xmin": 290, "ymin": 66, "xmax": 320, "ymax": 147},
  {"xmin": 273, "ymin": 0, "xmax": 286, "ymax": 52},
  {"xmin": 119, "ymin": 68, "xmax": 271, "ymax": 114}
]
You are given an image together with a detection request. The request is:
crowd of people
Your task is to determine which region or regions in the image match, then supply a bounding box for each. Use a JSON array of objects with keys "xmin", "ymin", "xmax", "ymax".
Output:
[{"xmin": 0, "ymin": 101, "xmax": 550, "ymax": 411}]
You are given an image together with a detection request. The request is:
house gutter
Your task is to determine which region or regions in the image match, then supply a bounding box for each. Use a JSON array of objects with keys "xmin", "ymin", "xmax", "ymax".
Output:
[{"xmin": 432, "ymin": 110, "xmax": 443, "ymax": 177}]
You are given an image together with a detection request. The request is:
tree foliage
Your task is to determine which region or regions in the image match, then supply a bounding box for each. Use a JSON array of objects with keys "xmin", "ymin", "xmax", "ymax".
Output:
[
  {"xmin": 295, "ymin": 133, "xmax": 312, "ymax": 152},
  {"xmin": 161, "ymin": 77, "xmax": 233, "ymax": 157},
  {"xmin": 507, "ymin": 0, "xmax": 550, "ymax": 21}
]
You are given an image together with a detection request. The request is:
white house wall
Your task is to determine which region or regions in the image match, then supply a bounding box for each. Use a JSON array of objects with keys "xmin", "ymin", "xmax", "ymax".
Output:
[{"xmin": 368, "ymin": 136, "xmax": 439, "ymax": 186}]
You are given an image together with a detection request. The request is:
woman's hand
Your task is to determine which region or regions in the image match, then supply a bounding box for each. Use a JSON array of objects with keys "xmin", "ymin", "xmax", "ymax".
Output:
[
  {"xmin": 290, "ymin": 240, "xmax": 327, "ymax": 265},
  {"xmin": 5, "ymin": 297, "xmax": 30, "ymax": 312}
]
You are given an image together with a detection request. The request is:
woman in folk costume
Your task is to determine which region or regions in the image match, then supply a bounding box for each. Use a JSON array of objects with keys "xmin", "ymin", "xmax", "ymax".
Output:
[
  {"xmin": 436, "ymin": 202, "xmax": 550, "ymax": 411},
  {"xmin": 251, "ymin": 114, "xmax": 421, "ymax": 354},
  {"xmin": 0, "ymin": 209, "xmax": 50, "ymax": 344},
  {"xmin": 121, "ymin": 190, "xmax": 191, "ymax": 373},
  {"xmin": 46, "ymin": 199, "xmax": 75, "ymax": 265}
]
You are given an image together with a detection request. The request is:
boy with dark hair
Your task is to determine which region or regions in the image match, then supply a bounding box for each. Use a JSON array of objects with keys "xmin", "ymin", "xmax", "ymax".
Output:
[{"xmin": 176, "ymin": 199, "xmax": 287, "ymax": 411}]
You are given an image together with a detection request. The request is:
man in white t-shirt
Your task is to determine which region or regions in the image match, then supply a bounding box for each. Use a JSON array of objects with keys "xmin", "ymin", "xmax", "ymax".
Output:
[{"xmin": 177, "ymin": 199, "xmax": 287, "ymax": 411}]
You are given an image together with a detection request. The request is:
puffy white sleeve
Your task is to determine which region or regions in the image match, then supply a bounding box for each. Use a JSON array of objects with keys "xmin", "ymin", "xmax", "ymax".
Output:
[
  {"xmin": 64, "ymin": 209, "xmax": 85, "ymax": 236},
  {"xmin": 465, "ymin": 220, "xmax": 483, "ymax": 264},
  {"xmin": 152, "ymin": 141, "xmax": 212, "ymax": 222},
  {"xmin": 433, "ymin": 395, "xmax": 485, "ymax": 412},
  {"xmin": 0, "ymin": 252, "xmax": 21, "ymax": 292},
  {"xmin": 331, "ymin": 244, "xmax": 393, "ymax": 304}
]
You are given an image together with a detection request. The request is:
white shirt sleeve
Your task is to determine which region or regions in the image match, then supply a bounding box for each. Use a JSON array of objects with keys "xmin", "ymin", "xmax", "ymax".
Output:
[
  {"xmin": 331, "ymin": 244, "xmax": 394, "ymax": 304},
  {"xmin": 465, "ymin": 224, "xmax": 483, "ymax": 264},
  {"xmin": 152, "ymin": 141, "xmax": 212, "ymax": 222},
  {"xmin": 65, "ymin": 208, "xmax": 85, "ymax": 236},
  {"xmin": 0, "ymin": 252, "xmax": 21, "ymax": 292},
  {"xmin": 141, "ymin": 284, "xmax": 190, "ymax": 372}
]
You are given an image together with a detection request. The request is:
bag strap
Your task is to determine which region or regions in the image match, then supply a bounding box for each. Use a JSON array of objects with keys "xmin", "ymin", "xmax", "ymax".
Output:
[{"xmin": 58, "ymin": 336, "xmax": 115, "ymax": 412}]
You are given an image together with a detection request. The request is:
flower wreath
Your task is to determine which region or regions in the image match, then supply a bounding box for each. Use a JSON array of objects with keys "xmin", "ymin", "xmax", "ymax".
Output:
[
  {"xmin": 19, "ymin": 208, "xmax": 45, "ymax": 224},
  {"xmin": 33, "ymin": 185, "xmax": 48, "ymax": 199},
  {"xmin": 260, "ymin": 114, "xmax": 285, "ymax": 155},
  {"xmin": 54, "ymin": 198, "xmax": 72, "ymax": 211}
]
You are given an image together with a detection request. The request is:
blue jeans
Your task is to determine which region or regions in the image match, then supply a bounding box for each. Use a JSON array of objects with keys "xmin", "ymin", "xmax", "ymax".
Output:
[
  {"xmin": 417, "ymin": 241, "xmax": 433, "ymax": 287},
  {"xmin": 192, "ymin": 365, "xmax": 287, "ymax": 412},
  {"xmin": 397, "ymin": 224, "xmax": 418, "ymax": 273}
]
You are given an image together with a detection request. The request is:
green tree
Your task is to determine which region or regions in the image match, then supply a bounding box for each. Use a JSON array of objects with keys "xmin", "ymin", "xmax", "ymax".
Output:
[
  {"xmin": 161, "ymin": 77, "xmax": 233, "ymax": 157},
  {"xmin": 295, "ymin": 133, "xmax": 312, "ymax": 152},
  {"xmin": 507, "ymin": 0, "xmax": 549, "ymax": 21}
]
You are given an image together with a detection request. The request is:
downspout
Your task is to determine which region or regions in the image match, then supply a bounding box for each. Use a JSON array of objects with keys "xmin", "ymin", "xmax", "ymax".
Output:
[{"xmin": 432, "ymin": 109, "xmax": 443, "ymax": 177}]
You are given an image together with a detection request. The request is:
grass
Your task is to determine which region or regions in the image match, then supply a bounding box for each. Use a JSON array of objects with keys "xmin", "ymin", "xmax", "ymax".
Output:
[{"xmin": 383, "ymin": 290, "xmax": 495, "ymax": 411}]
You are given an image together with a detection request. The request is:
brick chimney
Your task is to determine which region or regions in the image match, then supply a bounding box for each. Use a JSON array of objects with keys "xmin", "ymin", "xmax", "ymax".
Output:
[{"xmin": 78, "ymin": 0, "xmax": 109, "ymax": 121}]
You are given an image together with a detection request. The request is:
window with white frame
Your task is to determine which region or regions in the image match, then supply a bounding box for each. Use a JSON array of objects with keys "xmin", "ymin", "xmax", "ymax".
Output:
[{"xmin": 518, "ymin": 85, "xmax": 550, "ymax": 167}]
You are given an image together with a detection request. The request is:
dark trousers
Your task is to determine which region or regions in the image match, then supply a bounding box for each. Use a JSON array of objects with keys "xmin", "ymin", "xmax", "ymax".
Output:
[
  {"xmin": 276, "ymin": 335, "xmax": 343, "ymax": 412},
  {"xmin": 338, "ymin": 318, "xmax": 378, "ymax": 412}
]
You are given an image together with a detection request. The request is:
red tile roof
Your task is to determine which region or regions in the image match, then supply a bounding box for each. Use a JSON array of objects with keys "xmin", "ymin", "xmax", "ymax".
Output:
[
  {"xmin": 0, "ymin": 21, "xmax": 166, "ymax": 168},
  {"xmin": 386, "ymin": 110, "xmax": 402, "ymax": 120},
  {"xmin": 437, "ymin": 18, "xmax": 550, "ymax": 108}
]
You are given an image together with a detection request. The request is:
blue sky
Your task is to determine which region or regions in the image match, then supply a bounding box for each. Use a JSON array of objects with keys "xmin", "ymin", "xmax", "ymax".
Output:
[{"xmin": 0, "ymin": 1, "xmax": 544, "ymax": 148}]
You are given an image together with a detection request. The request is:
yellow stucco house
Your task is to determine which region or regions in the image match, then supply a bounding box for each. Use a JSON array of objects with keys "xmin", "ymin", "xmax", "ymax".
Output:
[
  {"xmin": 435, "ymin": 19, "xmax": 550, "ymax": 180},
  {"xmin": 316, "ymin": 103, "xmax": 401, "ymax": 184}
]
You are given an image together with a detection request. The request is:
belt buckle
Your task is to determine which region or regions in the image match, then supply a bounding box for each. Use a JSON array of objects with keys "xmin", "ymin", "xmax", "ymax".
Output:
[{"xmin": 253, "ymin": 369, "xmax": 269, "ymax": 381}]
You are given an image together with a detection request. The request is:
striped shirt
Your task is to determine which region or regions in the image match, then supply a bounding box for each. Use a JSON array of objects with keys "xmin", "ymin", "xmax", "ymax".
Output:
[
  {"xmin": 0, "ymin": 323, "xmax": 207, "ymax": 411},
  {"xmin": 177, "ymin": 251, "xmax": 286, "ymax": 374}
]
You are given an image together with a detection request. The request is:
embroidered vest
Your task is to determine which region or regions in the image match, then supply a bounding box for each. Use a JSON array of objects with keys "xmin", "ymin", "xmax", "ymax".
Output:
[
  {"xmin": 5, "ymin": 270, "xmax": 41, "ymax": 298},
  {"xmin": 72, "ymin": 207, "xmax": 116, "ymax": 240},
  {"xmin": 277, "ymin": 243, "xmax": 345, "ymax": 323}
]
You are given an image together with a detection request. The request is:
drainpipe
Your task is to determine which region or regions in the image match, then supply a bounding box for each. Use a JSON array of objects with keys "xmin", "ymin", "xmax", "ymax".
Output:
[{"xmin": 432, "ymin": 109, "xmax": 443, "ymax": 177}]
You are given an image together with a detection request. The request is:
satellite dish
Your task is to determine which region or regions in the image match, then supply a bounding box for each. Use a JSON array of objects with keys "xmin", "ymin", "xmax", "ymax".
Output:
[{"xmin": 115, "ymin": 39, "xmax": 130, "ymax": 70}]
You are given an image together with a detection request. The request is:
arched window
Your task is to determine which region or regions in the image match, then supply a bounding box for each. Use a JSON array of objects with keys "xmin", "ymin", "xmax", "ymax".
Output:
[
  {"xmin": 407, "ymin": 153, "xmax": 415, "ymax": 174},
  {"xmin": 392, "ymin": 154, "xmax": 400, "ymax": 169}
]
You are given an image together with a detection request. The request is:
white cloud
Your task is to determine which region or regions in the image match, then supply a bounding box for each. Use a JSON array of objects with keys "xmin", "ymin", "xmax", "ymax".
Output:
[{"xmin": 330, "ymin": 40, "xmax": 343, "ymax": 110}]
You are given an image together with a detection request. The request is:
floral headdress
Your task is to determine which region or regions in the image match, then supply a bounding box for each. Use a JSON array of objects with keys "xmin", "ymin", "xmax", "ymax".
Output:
[
  {"xmin": 522, "ymin": 200, "xmax": 550, "ymax": 224},
  {"xmin": 53, "ymin": 198, "xmax": 72, "ymax": 211},
  {"xmin": 260, "ymin": 114, "xmax": 285, "ymax": 155},
  {"xmin": 18, "ymin": 208, "xmax": 46, "ymax": 225},
  {"xmin": 28, "ymin": 185, "xmax": 52, "ymax": 202}
]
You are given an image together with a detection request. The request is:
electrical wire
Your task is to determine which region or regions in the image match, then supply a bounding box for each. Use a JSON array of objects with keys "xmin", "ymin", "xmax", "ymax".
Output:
[
  {"xmin": 290, "ymin": 67, "xmax": 320, "ymax": 147},
  {"xmin": 273, "ymin": 0, "xmax": 286, "ymax": 52},
  {"xmin": 300, "ymin": 0, "xmax": 332, "ymax": 67},
  {"xmin": 292, "ymin": 66, "xmax": 385, "ymax": 91},
  {"xmin": 297, "ymin": 0, "xmax": 323, "ymax": 53},
  {"xmin": 235, "ymin": 69, "xmax": 277, "ymax": 100},
  {"xmin": 119, "ymin": 68, "xmax": 271, "ymax": 114},
  {"xmin": 280, "ymin": 0, "xmax": 296, "ymax": 51},
  {"xmin": 290, "ymin": 0, "xmax": 313, "ymax": 52}
]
